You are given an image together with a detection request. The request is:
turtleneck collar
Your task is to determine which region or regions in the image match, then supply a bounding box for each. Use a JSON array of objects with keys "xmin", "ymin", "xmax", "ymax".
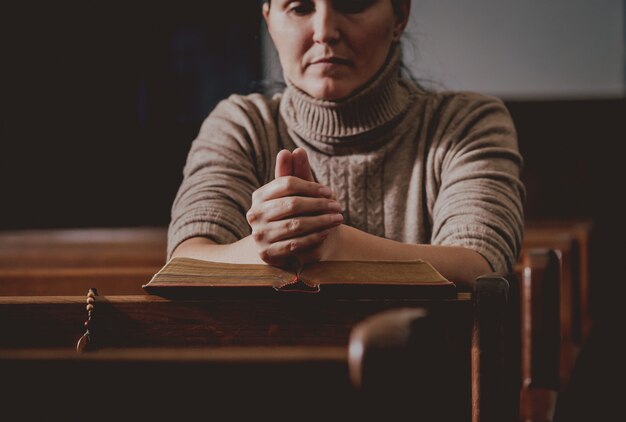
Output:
[{"xmin": 279, "ymin": 46, "xmax": 415, "ymax": 152}]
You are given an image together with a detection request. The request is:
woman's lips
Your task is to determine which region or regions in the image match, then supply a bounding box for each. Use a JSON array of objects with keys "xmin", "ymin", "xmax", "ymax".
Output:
[
  {"xmin": 310, "ymin": 57, "xmax": 351, "ymax": 66},
  {"xmin": 309, "ymin": 57, "xmax": 352, "ymax": 75}
]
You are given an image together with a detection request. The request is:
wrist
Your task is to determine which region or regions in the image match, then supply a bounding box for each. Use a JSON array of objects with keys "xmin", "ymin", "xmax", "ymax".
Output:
[{"xmin": 320, "ymin": 224, "xmax": 346, "ymax": 261}]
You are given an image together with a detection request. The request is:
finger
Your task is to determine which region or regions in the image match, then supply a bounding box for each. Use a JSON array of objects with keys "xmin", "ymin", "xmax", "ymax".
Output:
[
  {"xmin": 275, "ymin": 149, "xmax": 293, "ymax": 179},
  {"xmin": 252, "ymin": 196, "xmax": 341, "ymax": 222},
  {"xmin": 251, "ymin": 176, "xmax": 333, "ymax": 203},
  {"xmin": 253, "ymin": 213, "xmax": 343, "ymax": 244},
  {"xmin": 292, "ymin": 147, "xmax": 315, "ymax": 182},
  {"xmin": 293, "ymin": 148, "xmax": 338, "ymax": 199},
  {"xmin": 259, "ymin": 230, "xmax": 331, "ymax": 262}
]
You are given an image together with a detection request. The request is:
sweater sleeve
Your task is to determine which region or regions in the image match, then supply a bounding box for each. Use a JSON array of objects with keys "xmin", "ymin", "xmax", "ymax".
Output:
[
  {"xmin": 167, "ymin": 94, "xmax": 281, "ymax": 259},
  {"xmin": 429, "ymin": 93, "xmax": 525, "ymax": 274}
]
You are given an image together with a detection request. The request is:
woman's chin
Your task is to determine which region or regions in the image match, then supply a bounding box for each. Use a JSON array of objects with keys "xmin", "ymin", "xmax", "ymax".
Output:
[{"xmin": 306, "ymin": 81, "xmax": 356, "ymax": 102}]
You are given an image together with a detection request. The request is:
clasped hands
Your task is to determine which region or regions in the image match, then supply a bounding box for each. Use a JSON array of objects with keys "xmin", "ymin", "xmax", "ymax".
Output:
[{"xmin": 246, "ymin": 148, "xmax": 343, "ymax": 267}]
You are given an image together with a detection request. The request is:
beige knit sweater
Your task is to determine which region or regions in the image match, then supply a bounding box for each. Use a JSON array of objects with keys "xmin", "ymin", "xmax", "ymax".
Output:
[{"xmin": 168, "ymin": 51, "xmax": 525, "ymax": 273}]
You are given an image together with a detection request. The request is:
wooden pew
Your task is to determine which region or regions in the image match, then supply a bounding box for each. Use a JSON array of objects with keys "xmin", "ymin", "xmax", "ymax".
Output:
[
  {"xmin": 1, "ymin": 225, "xmax": 575, "ymax": 419},
  {"xmin": 0, "ymin": 220, "xmax": 592, "ymax": 349},
  {"xmin": 0, "ymin": 226, "xmax": 167, "ymax": 267},
  {"xmin": 1, "ymin": 345, "xmax": 356, "ymax": 419},
  {"xmin": 523, "ymin": 219, "xmax": 593, "ymax": 389},
  {"xmin": 516, "ymin": 248, "xmax": 561, "ymax": 422},
  {"xmin": 0, "ymin": 227, "xmax": 167, "ymax": 295},
  {"xmin": 2, "ymin": 226, "xmax": 567, "ymax": 421},
  {"xmin": 0, "ymin": 309, "xmax": 453, "ymax": 421},
  {"xmin": 0, "ymin": 274, "xmax": 520, "ymax": 422},
  {"xmin": 524, "ymin": 219, "xmax": 593, "ymax": 343}
]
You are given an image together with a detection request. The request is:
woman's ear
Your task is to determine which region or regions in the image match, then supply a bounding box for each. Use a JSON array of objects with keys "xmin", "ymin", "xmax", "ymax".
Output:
[
  {"xmin": 262, "ymin": 2, "xmax": 271, "ymax": 25},
  {"xmin": 392, "ymin": 0, "xmax": 411, "ymax": 41},
  {"xmin": 263, "ymin": 1, "xmax": 276, "ymax": 43}
]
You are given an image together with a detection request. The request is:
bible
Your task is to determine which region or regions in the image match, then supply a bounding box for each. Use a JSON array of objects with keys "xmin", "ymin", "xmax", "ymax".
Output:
[{"xmin": 143, "ymin": 257, "xmax": 456, "ymax": 298}]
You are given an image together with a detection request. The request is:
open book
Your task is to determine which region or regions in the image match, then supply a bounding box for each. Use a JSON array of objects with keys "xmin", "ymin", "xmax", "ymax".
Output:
[{"xmin": 142, "ymin": 257, "xmax": 456, "ymax": 298}]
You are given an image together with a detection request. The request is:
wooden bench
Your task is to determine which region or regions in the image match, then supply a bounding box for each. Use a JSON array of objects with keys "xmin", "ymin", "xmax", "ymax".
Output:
[
  {"xmin": 0, "ymin": 227, "xmax": 167, "ymax": 295},
  {"xmin": 524, "ymin": 219, "xmax": 593, "ymax": 343},
  {"xmin": 523, "ymin": 219, "xmax": 594, "ymax": 392},
  {"xmin": 1, "ymin": 226, "xmax": 573, "ymax": 421},
  {"xmin": 0, "ymin": 275, "xmax": 520, "ymax": 422},
  {"xmin": 1, "ymin": 224, "xmax": 582, "ymax": 421},
  {"xmin": 516, "ymin": 248, "xmax": 561, "ymax": 422},
  {"xmin": 0, "ymin": 227, "xmax": 167, "ymax": 267}
]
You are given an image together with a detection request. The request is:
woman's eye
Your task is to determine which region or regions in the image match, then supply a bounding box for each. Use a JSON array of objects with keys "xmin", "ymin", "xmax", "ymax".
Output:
[
  {"xmin": 287, "ymin": 1, "xmax": 314, "ymax": 15},
  {"xmin": 333, "ymin": 0, "xmax": 375, "ymax": 14}
]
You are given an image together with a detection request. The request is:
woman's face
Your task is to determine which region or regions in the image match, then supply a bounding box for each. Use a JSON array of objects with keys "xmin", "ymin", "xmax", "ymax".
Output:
[{"xmin": 263, "ymin": 0, "xmax": 409, "ymax": 101}]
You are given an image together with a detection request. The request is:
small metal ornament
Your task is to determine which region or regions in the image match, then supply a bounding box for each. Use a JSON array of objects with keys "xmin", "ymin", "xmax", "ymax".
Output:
[
  {"xmin": 76, "ymin": 332, "xmax": 89, "ymax": 353},
  {"xmin": 76, "ymin": 288, "xmax": 98, "ymax": 353}
]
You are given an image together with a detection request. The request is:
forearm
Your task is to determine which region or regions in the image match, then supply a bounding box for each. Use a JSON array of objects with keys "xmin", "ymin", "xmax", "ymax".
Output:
[
  {"xmin": 326, "ymin": 225, "xmax": 492, "ymax": 289},
  {"xmin": 171, "ymin": 236, "xmax": 266, "ymax": 265}
]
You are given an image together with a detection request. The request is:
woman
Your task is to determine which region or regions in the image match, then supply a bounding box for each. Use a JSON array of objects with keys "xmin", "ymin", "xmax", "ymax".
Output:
[{"xmin": 168, "ymin": 0, "xmax": 524, "ymax": 288}]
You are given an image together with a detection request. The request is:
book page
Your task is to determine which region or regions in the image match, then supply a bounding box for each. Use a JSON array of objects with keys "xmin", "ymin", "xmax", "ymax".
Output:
[
  {"xmin": 145, "ymin": 257, "xmax": 296, "ymax": 288},
  {"xmin": 299, "ymin": 260, "xmax": 451, "ymax": 286}
]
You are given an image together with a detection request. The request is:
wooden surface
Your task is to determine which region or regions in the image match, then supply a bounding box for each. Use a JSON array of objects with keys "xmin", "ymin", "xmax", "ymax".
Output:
[
  {"xmin": 517, "ymin": 249, "xmax": 561, "ymax": 422},
  {"xmin": 0, "ymin": 222, "xmax": 590, "ymax": 421},
  {"xmin": 518, "ymin": 250, "xmax": 561, "ymax": 390},
  {"xmin": 0, "ymin": 226, "xmax": 167, "ymax": 267},
  {"xmin": 0, "ymin": 266, "xmax": 154, "ymax": 295},
  {"xmin": 523, "ymin": 229, "xmax": 585, "ymax": 387},
  {"xmin": 0, "ymin": 227, "xmax": 166, "ymax": 295},
  {"xmin": 348, "ymin": 308, "xmax": 469, "ymax": 421},
  {"xmin": 0, "ymin": 345, "xmax": 347, "ymax": 362},
  {"xmin": 524, "ymin": 219, "xmax": 593, "ymax": 342},
  {"xmin": 0, "ymin": 294, "xmax": 472, "ymax": 350},
  {"xmin": 0, "ymin": 345, "xmax": 357, "ymax": 420},
  {"xmin": 0, "ymin": 283, "xmax": 519, "ymax": 422},
  {"xmin": 1, "ymin": 294, "xmax": 476, "ymax": 421},
  {"xmin": 472, "ymin": 274, "xmax": 521, "ymax": 422}
]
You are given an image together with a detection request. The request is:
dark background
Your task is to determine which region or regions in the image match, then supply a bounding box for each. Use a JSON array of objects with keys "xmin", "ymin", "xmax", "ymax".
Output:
[
  {"xmin": 1, "ymin": 3, "xmax": 625, "ymax": 314},
  {"xmin": 1, "ymin": 3, "xmax": 262, "ymax": 229},
  {"xmin": 507, "ymin": 98, "xmax": 626, "ymax": 315}
]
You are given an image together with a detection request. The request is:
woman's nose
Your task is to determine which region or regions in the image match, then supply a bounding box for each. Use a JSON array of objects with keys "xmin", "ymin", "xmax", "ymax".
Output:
[{"xmin": 312, "ymin": 4, "xmax": 341, "ymax": 45}]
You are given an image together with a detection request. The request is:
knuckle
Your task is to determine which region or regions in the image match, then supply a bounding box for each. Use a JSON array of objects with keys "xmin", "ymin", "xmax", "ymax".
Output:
[
  {"xmin": 284, "ymin": 197, "xmax": 298, "ymax": 213},
  {"xmin": 287, "ymin": 219, "xmax": 301, "ymax": 233},
  {"xmin": 283, "ymin": 176, "xmax": 296, "ymax": 191},
  {"xmin": 259, "ymin": 249, "xmax": 271, "ymax": 262},
  {"xmin": 288, "ymin": 240, "xmax": 298, "ymax": 252},
  {"xmin": 251, "ymin": 228, "xmax": 264, "ymax": 242},
  {"xmin": 328, "ymin": 213, "xmax": 342, "ymax": 224},
  {"xmin": 246, "ymin": 210, "xmax": 256, "ymax": 224}
]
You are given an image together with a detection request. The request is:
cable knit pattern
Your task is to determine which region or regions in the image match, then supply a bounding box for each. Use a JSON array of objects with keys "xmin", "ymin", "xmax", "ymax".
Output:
[
  {"xmin": 168, "ymin": 48, "xmax": 525, "ymax": 273},
  {"xmin": 367, "ymin": 153, "xmax": 385, "ymax": 237}
]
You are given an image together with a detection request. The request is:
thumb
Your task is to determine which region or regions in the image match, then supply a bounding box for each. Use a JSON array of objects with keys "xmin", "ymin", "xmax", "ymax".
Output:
[
  {"xmin": 275, "ymin": 149, "xmax": 294, "ymax": 179},
  {"xmin": 292, "ymin": 147, "xmax": 315, "ymax": 182}
]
